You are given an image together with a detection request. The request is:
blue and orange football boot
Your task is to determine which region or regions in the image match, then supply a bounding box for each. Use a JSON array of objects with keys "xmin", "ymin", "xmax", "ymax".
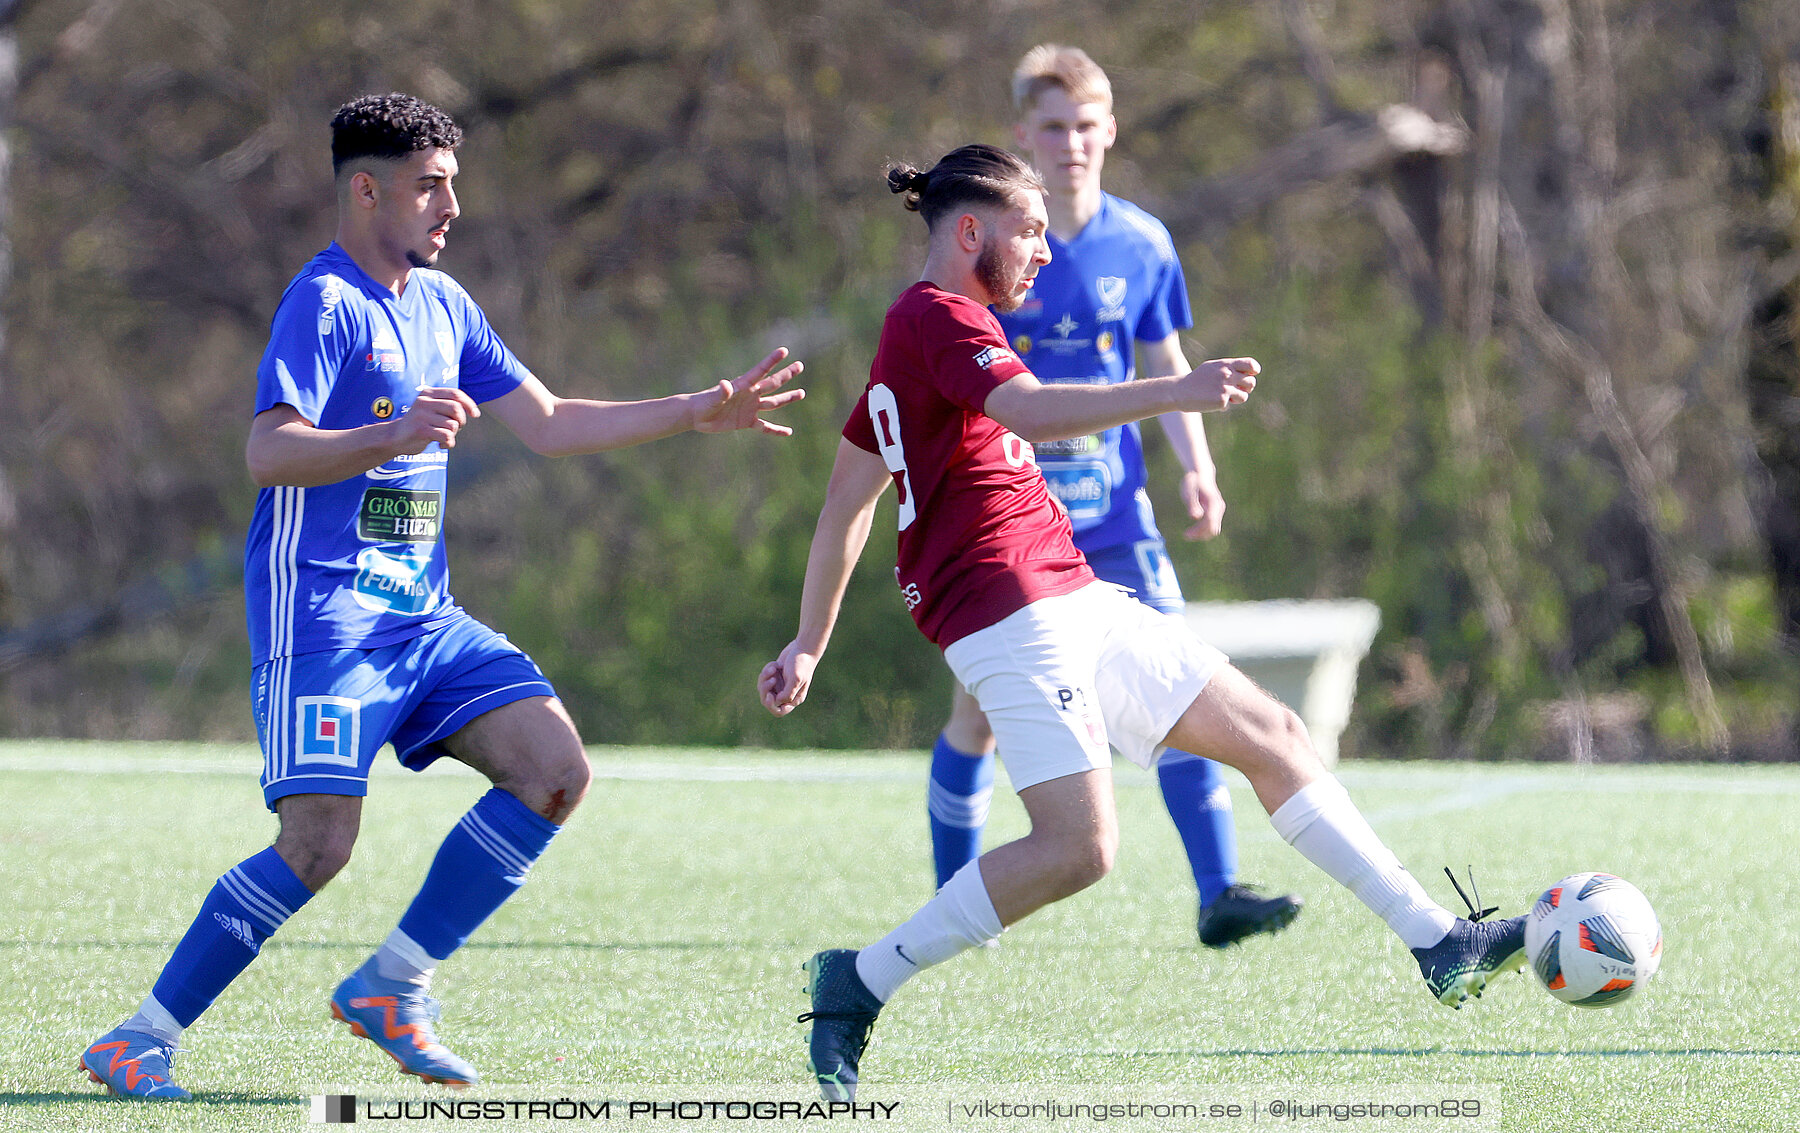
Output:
[
  {"xmin": 329, "ymin": 968, "xmax": 478, "ymax": 1088},
  {"xmin": 79, "ymin": 1026, "xmax": 191, "ymax": 1100}
]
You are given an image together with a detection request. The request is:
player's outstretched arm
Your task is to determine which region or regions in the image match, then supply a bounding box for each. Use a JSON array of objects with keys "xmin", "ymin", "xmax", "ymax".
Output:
[
  {"xmin": 246, "ymin": 390, "xmax": 480, "ymax": 488},
  {"xmin": 760, "ymin": 440, "xmax": 891, "ymax": 717},
  {"xmin": 487, "ymin": 348, "xmax": 805, "ymax": 457},
  {"xmin": 985, "ymin": 357, "xmax": 1258, "ymax": 444}
]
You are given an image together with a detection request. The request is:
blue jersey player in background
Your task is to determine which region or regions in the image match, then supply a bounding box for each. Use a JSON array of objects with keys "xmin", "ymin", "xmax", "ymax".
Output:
[
  {"xmin": 80, "ymin": 93, "xmax": 803, "ymax": 1100},
  {"xmin": 925, "ymin": 47, "xmax": 1302, "ymax": 948}
]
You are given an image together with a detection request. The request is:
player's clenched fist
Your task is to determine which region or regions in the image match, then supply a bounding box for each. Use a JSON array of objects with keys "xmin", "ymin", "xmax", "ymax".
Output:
[
  {"xmin": 392, "ymin": 386, "xmax": 481, "ymax": 452},
  {"xmin": 759, "ymin": 641, "xmax": 819, "ymax": 716},
  {"xmin": 1180, "ymin": 357, "xmax": 1259, "ymax": 413}
]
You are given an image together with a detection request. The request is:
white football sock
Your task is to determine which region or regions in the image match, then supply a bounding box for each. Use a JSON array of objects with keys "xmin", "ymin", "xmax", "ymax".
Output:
[
  {"xmin": 1269, "ymin": 776, "xmax": 1456, "ymax": 950},
  {"xmin": 372, "ymin": 928, "xmax": 440, "ymax": 987},
  {"xmin": 854, "ymin": 858, "xmax": 1004, "ymax": 1002},
  {"xmin": 124, "ymin": 995, "xmax": 183, "ymax": 1045}
]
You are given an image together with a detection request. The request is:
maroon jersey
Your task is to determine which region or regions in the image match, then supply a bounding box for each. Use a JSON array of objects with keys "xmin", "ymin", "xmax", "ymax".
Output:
[{"xmin": 844, "ymin": 282, "xmax": 1094, "ymax": 647}]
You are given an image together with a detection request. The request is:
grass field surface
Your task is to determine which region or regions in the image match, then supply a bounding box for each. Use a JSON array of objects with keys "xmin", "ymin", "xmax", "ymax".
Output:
[{"xmin": 1, "ymin": 740, "xmax": 1796, "ymax": 1131}]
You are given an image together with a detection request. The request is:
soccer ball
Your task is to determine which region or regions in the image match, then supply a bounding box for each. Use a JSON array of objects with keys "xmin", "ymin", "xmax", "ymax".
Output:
[{"xmin": 1524, "ymin": 872, "xmax": 1662, "ymax": 1007}]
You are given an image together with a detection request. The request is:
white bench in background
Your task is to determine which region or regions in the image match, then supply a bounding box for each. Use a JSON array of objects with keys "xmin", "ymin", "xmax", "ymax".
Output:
[{"xmin": 1182, "ymin": 599, "xmax": 1382, "ymax": 768}]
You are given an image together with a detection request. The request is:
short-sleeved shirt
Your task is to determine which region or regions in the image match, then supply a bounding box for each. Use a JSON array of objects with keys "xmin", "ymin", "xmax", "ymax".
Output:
[
  {"xmin": 245, "ymin": 243, "xmax": 531, "ymax": 665},
  {"xmin": 997, "ymin": 193, "xmax": 1192, "ymax": 553},
  {"xmin": 843, "ymin": 282, "xmax": 1094, "ymax": 648}
]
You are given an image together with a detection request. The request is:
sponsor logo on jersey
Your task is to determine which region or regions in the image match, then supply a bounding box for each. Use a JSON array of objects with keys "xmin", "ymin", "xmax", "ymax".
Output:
[
  {"xmin": 972, "ymin": 345, "xmax": 1013, "ymax": 370},
  {"xmin": 1041, "ymin": 318, "xmax": 1094, "ymax": 355},
  {"xmin": 371, "ymin": 397, "xmax": 395, "ymax": 419},
  {"xmin": 1041, "ymin": 463, "xmax": 1113, "ymax": 521},
  {"xmin": 1013, "ymin": 334, "xmax": 1033, "ymax": 355},
  {"xmin": 895, "ymin": 568, "xmax": 924, "ymax": 610},
  {"xmin": 1032, "ymin": 433, "xmax": 1102, "ymax": 456},
  {"xmin": 1097, "ymin": 330, "xmax": 1115, "ymax": 355},
  {"xmin": 366, "ymin": 450, "xmax": 449, "ymax": 481},
  {"xmin": 365, "ymin": 327, "xmax": 404, "ymax": 373},
  {"xmin": 358, "ymin": 487, "xmax": 442, "ymax": 543},
  {"xmin": 351, "ymin": 546, "xmax": 436, "ymax": 614},
  {"xmin": 296, "ymin": 695, "xmax": 360, "ymax": 767},
  {"xmin": 318, "ymin": 276, "xmax": 344, "ymax": 336},
  {"xmin": 1096, "ymin": 276, "xmax": 1128, "ymax": 321}
]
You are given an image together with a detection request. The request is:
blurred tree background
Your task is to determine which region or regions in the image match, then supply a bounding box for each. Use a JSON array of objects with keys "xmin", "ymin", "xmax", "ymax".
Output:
[{"xmin": 1, "ymin": 0, "xmax": 1796, "ymax": 761}]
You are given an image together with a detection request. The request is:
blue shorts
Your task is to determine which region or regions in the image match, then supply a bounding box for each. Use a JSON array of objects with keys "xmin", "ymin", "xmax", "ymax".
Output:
[
  {"xmin": 1082, "ymin": 538, "xmax": 1186, "ymax": 615},
  {"xmin": 252, "ymin": 613, "xmax": 555, "ymax": 810}
]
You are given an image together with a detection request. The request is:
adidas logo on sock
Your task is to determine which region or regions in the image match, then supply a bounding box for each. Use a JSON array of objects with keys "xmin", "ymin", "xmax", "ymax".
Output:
[{"xmin": 214, "ymin": 912, "xmax": 259, "ymax": 952}]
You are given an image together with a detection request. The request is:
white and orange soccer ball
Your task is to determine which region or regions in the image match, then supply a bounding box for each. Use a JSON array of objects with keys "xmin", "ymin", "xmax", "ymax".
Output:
[{"xmin": 1524, "ymin": 872, "xmax": 1662, "ymax": 1007}]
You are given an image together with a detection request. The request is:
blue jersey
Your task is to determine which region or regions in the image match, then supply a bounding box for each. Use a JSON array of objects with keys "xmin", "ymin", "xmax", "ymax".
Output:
[
  {"xmin": 997, "ymin": 193, "xmax": 1192, "ymax": 553},
  {"xmin": 245, "ymin": 244, "xmax": 531, "ymax": 665}
]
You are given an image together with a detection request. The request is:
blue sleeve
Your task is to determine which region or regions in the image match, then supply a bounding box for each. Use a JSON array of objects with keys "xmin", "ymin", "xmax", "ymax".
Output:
[
  {"xmin": 255, "ymin": 274, "xmax": 356, "ymax": 421},
  {"xmin": 1135, "ymin": 253, "xmax": 1192, "ymax": 346},
  {"xmin": 451, "ymin": 286, "xmax": 531, "ymax": 404}
]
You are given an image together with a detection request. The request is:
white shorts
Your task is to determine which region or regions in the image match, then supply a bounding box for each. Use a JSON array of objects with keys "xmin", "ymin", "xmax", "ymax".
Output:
[{"xmin": 941, "ymin": 581, "xmax": 1227, "ymax": 791}]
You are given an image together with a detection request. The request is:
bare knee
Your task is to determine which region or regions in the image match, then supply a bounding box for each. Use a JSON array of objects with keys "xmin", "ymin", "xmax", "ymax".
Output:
[
  {"xmin": 483, "ymin": 743, "xmax": 590, "ymax": 825},
  {"xmin": 1166, "ymin": 667, "xmax": 1324, "ymax": 808},
  {"xmin": 521, "ymin": 750, "xmax": 591, "ymax": 825},
  {"xmin": 1035, "ymin": 825, "xmax": 1118, "ymax": 900},
  {"xmin": 1266, "ymin": 701, "xmax": 1315, "ymax": 764},
  {"xmin": 273, "ymin": 795, "xmax": 362, "ymax": 892},
  {"xmin": 450, "ymin": 698, "xmax": 592, "ymax": 824},
  {"xmin": 1233, "ymin": 702, "xmax": 1323, "ymax": 810}
]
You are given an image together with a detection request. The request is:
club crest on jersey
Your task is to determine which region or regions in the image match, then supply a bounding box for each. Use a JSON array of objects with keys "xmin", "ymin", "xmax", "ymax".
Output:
[
  {"xmin": 296, "ymin": 696, "xmax": 360, "ymax": 768},
  {"xmin": 1096, "ymin": 276, "xmax": 1127, "ymax": 322},
  {"xmin": 973, "ymin": 345, "xmax": 1013, "ymax": 370}
]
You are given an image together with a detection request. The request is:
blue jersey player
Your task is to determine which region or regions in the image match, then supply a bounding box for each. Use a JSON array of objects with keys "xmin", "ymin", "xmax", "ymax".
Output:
[
  {"xmin": 924, "ymin": 46, "xmax": 1302, "ymax": 947},
  {"xmin": 79, "ymin": 93, "xmax": 803, "ymax": 1100}
]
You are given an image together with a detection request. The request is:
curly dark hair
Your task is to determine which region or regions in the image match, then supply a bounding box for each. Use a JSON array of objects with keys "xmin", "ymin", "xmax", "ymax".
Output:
[
  {"xmin": 330, "ymin": 93, "xmax": 463, "ymax": 176},
  {"xmin": 886, "ymin": 144, "xmax": 1044, "ymax": 230}
]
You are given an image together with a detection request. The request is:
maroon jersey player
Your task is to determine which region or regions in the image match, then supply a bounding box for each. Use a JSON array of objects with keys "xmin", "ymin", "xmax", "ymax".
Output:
[
  {"xmin": 843, "ymin": 282, "xmax": 1092, "ymax": 646},
  {"xmin": 760, "ymin": 143, "xmax": 1527, "ymax": 1103}
]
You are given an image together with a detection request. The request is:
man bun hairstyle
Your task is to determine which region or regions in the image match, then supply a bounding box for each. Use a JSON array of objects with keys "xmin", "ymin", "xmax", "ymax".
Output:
[
  {"xmin": 886, "ymin": 144, "xmax": 1045, "ymax": 231},
  {"xmin": 1012, "ymin": 44, "xmax": 1113, "ymax": 113},
  {"xmin": 331, "ymin": 93, "xmax": 463, "ymax": 177}
]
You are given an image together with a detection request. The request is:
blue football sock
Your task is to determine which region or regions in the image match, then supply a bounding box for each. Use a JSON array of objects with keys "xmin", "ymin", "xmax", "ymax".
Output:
[
  {"xmin": 927, "ymin": 734, "xmax": 994, "ymax": 890},
  {"xmin": 394, "ymin": 788, "xmax": 559, "ymax": 961},
  {"xmin": 150, "ymin": 846, "xmax": 314, "ymax": 1028},
  {"xmin": 1157, "ymin": 752, "xmax": 1238, "ymax": 907}
]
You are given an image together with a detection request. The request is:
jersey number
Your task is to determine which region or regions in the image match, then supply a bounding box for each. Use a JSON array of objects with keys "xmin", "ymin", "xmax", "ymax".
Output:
[{"xmin": 867, "ymin": 384, "xmax": 916, "ymax": 531}]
